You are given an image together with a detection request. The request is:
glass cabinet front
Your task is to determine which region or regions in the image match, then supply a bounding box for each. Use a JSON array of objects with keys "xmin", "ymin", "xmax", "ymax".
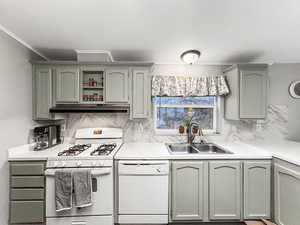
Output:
[{"xmin": 81, "ymin": 70, "xmax": 104, "ymax": 103}]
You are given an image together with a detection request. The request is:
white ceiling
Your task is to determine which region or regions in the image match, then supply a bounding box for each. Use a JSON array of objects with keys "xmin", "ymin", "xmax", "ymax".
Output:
[{"xmin": 1, "ymin": 0, "xmax": 300, "ymax": 63}]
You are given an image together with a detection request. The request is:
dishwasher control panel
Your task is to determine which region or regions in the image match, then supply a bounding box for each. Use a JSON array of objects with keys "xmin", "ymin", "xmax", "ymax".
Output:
[{"xmin": 118, "ymin": 160, "xmax": 169, "ymax": 175}]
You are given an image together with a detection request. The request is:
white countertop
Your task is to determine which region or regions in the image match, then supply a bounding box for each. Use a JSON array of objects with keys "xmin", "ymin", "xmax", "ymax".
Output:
[
  {"xmin": 114, "ymin": 141, "xmax": 272, "ymax": 160},
  {"xmin": 8, "ymin": 143, "xmax": 71, "ymax": 161},
  {"xmin": 8, "ymin": 142, "xmax": 122, "ymax": 161},
  {"xmin": 114, "ymin": 143, "xmax": 171, "ymax": 160},
  {"xmin": 8, "ymin": 139, "xmax": 300, "ymax": 166},
  {"xmin": 250, "ymin": 140, "xmax": 300, "ymax": 166}
]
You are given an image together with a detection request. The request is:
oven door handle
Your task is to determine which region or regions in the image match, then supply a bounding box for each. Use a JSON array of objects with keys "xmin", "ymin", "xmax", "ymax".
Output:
[{"xmin": 44, "ymin": 168, "xmax": 111, "ymax": 177}]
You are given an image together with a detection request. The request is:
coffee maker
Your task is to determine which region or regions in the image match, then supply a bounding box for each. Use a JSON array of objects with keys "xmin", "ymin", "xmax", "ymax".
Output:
[{"xmin": 33, "ymin": 125, "xmax": 62, "ymax": 151}]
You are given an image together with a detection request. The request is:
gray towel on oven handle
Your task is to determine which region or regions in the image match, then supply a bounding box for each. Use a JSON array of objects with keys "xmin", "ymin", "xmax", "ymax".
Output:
[
  {"xmin": 55, "ymin": 170, "xmax": 72, "ymax": 212},
  {"xmin": 73, "ymin": 169, "xmax": 92, "ymax": 208}
]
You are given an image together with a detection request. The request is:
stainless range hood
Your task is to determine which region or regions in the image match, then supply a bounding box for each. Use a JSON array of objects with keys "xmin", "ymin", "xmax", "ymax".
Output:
[{"xmin": 49, "ymin": 104, "xmax": 129, "ymax": 113}]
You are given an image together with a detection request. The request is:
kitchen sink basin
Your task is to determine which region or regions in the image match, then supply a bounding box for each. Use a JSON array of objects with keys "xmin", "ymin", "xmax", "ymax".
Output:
[
  {"xmin": 166, "ymin": 143, "xmax": 200, "ymax": 154},
  {"xmin": 167, "ymin": 143, "xmax": 233, "ymax": 154},
  {"xmin": 193, "ymin": 143, "xmax": 232, "ymax": 154}
]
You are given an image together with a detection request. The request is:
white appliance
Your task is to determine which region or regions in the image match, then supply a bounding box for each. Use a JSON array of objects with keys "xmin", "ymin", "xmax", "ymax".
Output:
[
  {"xmin": 45, "ymin": 128, "xmax": 123, "ymax": 225},
  {"xmin": 118, "ymin": 160, "xmax": 169, "ymax": 224}
]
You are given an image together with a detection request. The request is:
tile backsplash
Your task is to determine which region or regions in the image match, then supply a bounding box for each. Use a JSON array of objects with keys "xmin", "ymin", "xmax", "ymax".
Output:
[{"xmin": 64, "ymin": 104, "xmax": 288, "ymax": 143}]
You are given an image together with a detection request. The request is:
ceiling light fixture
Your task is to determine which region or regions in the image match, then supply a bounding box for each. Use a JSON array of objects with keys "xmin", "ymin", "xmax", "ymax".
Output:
[{"xmin": 180, "ymin": 50, "xmax": 201, "ymax": 64}]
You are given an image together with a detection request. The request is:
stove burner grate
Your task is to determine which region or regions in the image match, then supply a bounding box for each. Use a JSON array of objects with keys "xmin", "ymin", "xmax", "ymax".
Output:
[
  {"xmin": 58, "ymin": 144, "xmax": 91, "ymax": 156},
  {"xmin": 90, "ymin": 143, "xmax": 117, "ymax": 156}
]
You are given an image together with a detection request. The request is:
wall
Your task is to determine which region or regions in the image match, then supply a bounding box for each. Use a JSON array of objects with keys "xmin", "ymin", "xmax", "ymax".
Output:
[
  {"xmin": 64, "ymin": 63, "xmax": 300, "ymax": 144},
  {"xmin": 268, "ymin": 64, "xmax": 300, "ymax": 141},
  {"xmin": 0, "ymin": 30, "xmax": 39, "ymax": 225},
  {"xmin": 64, "ymin": 64, "xmax": 227, "ymax": 142},
  {"xmin": 152, "ymin": 64, "xmax": 227, "ymax": 77}
]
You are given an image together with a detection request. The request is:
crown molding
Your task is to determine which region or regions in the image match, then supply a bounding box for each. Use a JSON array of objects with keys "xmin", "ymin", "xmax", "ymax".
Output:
[
  {"xmin": 75, "ymin": 49, "xmax": 114, "ymax": 62},
  {"xmin": 0, "ymin": 23, "xmax": 49, "ymax": 61}
]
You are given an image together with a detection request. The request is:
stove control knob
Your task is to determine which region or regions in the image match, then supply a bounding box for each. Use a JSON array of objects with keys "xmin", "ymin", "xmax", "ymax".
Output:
[
  {"xmin": 61, "ymin": 161, "xmax": 66, "ymax": 167},
  {"xmin": 77, "ymin": 161, "xmax": 82, "ymax": 167},
  {"xmin": 91, "ymin": 162, "xmax": 97, "ymax": 167},
  {"xmin": 53, "ymin": 162, "xmax": 58, "ymax": 168}
]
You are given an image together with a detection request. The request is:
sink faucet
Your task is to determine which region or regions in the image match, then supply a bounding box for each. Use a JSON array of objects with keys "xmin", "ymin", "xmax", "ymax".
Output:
[
  {"xmin": 186, "ymin": 123, "xmax": 206, "ymax": 145},
  {"xmin": 198, "ymin": 126, "xmax": 206, "ymax": 144}
]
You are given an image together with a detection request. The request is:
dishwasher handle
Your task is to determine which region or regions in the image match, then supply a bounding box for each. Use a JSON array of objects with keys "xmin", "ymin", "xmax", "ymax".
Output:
[
  {"xmin": 119, "ymin": 160, "xmax": 169, "ymax": 166},
  {"xmin": 118, "ymin": 161, "xmax": 169, "ymax": 175}
]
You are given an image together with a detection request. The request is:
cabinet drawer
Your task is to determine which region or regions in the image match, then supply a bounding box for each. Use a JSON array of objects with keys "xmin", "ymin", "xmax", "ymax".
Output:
[
  {"xmin": 11, "ymin": 188, "xmax": 44, "ymax": 200},
  {"xmin": 11, "ymin": 176, "xmax": 45, "ymax": 188},
  {"xmin": 11, "ymin": 162, "xmax": 45, "ymax": 175},
  {"xmin": 10, "ymin": 201, "xmax": 44, "ymax": 224}
]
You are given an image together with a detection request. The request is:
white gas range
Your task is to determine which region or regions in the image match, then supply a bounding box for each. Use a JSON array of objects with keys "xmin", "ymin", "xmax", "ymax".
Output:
[{"xmin": 45, "ymin": 128, "xmax": 123, "ymax": 225}]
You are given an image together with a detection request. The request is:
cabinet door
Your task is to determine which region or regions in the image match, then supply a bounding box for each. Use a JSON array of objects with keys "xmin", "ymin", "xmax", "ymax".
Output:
[
  {"xmin": 240, "ymin": 68, "xmax": 267, "ymax": 119},
  {"xmin": 55, "ymin": 66, "xmax": 80, "ymax": 103},
  {"xmin": 34, "ymin": 66, "xmax": 52, "ymax": 120},
  {"xmin": 244, "ymin": 161, "xmax": 271, "ymax": 219},
  {"xmin": 172, "ymin": 161, "xmax": 204, "ymax": 221},
  {"xmin": 209, "ymin": 161, "xmax": 241, "ymax": 220},
  {"xmin": 224, "ymin": 66, "xmax": 240, "ymax": 120},
  {"xmin": 10, "ymin": 201, "xmax": 44, "ymax": 224},
  {"xmin": 105, "ymin": 68, "xmax": 129, "ymax": 103},
  {"xmin": 274, "ymin": 164, "xmax": 300, "ymax": 225},
  {"xmin": 131, "ymin": 69, "xmax": 150, "ymax": 119}
]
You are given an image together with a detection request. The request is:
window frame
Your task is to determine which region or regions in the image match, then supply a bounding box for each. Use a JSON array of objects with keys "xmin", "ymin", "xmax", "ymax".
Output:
[{"xmin": 153, "ymin": 96, "xmax": 219, "ymax": 135}]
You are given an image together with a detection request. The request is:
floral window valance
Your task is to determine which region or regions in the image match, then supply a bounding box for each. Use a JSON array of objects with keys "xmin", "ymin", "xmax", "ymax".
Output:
[{"xmin": 152, "ymin": 75, "xmax": 230, "ymax": 97}]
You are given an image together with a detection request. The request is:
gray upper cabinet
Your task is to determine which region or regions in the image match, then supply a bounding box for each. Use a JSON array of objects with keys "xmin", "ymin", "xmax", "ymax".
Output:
[
  {"xmin": 55, "ymin": 66, "xmax": 80, "ymax": 103},
  {"xmin": 131, "ymin": 68, "xmax": 150, "ymax": 119},
  {"xmin": 33, "ymin": 66, "xmax": 53, "ymax": 120},
  {"xmin": 274, "ymin": 159, "xmax": 300, "ymax": 225},
  {"xmin": 105, "ymin": 68, "xmax": 129, "ymax": 103},
  {"xmin": 209, "ymin": 161, "xmax": 241, "ymax": 220},
  {"xmin": 244, "ymin": 161, "xmax": 271, "ymax": 219},
  {"xmin": 171, "ymin": 161, "xmax": 204, "ymax": 221},
  {"xmin": 224, "ymin": 64, "xmax": 268, "ymax": 120}
]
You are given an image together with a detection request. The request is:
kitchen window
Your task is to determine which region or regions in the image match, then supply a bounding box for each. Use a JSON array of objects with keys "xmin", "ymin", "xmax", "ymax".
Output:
[{"xmin": 154, "ymin": 96, "xmax": 218, "ymax": 134}]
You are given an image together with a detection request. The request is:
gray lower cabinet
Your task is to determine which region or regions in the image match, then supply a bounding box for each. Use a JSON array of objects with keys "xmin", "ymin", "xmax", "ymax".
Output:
[
  {"xmin": 11, "ymin": 189, "xmax": 44, "ymax": 200},
  {"xmin": 55, "ymin": 66, "xmax": 80, "ymax": 103},
  {"xmin": 274, "ymin": 159, "xmax": 300, "ymax": 225},
  {"xmin": 131, "ymin": 68, "xmax": 150, "ymax": 119},
  {"xmin": 9, "ymin": 161, "xmax": 46, "ymax": 224},
  {"xmin": 224, "ymin": 64, "xmax": 268, "ymax": 120},
  {"xmin": 11, "ymin": 162, "xmax": 45, "ymax": 175},
  {"xmin": 10, "ymin": 201, "xmax": 44, "ymax": 224},
  {"xmin": 171, "ymin": 161, "xmax": 204, "ymax": 221},
  {"xmin": 244, "ymin": 161, "xmax": 271, "ymax": 219},
  {"xmin": 105, "ymin": 68, "xmax": 129, "ymax": 103},
  {"xmin": 209, "ymin": 161, "xmax": 241, "ymax": 220},
  {"xmin": 33, "ymin": 66, "xmax": 53, "ymax": 120},
  {"xmin": 171, "ymin": 160, "xmax": 272, "ymax": 222}
]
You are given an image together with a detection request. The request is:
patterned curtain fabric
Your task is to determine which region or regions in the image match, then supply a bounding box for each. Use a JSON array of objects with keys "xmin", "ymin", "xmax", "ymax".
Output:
[{"xmin": 152, "ymin": 75, "xmax": 230, "ymax": 97}]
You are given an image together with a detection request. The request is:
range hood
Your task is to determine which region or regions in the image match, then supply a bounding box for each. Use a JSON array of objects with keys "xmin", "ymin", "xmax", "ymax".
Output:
[{"xmin": 49, "ymin": 104, "xmax": 129, "ymax": 113}]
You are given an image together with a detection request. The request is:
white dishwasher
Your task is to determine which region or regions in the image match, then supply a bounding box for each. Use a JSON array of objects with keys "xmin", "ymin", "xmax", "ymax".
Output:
[{"xmin": 118, "ymin": 160, "xmax": 169, "ymax": 224}]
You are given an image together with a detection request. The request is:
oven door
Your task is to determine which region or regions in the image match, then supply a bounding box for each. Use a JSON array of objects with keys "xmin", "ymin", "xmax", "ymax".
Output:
[{"xmin": 45, "ymin": 167, "xmax": 113, "ymax": 217}]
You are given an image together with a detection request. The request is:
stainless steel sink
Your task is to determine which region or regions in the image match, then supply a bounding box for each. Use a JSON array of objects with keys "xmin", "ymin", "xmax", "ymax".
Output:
[
  {"xmin": 166, "ymin": 143, "xmax": 200, "ymax": 154},
  {"xmin": 167, "ymin": 143, "xmax": 232, "ymax": 154}
]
